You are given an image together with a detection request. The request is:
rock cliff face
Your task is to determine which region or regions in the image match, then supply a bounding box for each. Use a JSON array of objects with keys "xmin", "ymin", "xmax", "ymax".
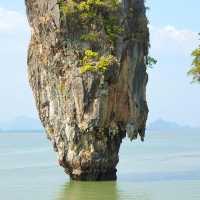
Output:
[{"xmin": 25, "ymin": 0, "xmax": 149, "ymax": 180}]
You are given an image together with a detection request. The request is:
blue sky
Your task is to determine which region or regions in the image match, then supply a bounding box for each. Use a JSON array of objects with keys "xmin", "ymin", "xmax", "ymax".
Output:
[{"xmin": 0, "ymin": 0, "xmax": 200, "ymax": 126}]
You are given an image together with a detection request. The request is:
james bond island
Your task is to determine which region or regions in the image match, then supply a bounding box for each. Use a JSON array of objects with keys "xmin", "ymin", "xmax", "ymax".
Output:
[{"xmin": 25, "ymin": 0, "xmax": 149, "ymax": 180}]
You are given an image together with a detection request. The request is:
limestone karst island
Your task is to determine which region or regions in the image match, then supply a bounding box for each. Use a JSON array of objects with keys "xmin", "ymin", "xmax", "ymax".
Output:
[{"xmin": 25, "ymin": 0, "xmax": 149, "ymax": 180}]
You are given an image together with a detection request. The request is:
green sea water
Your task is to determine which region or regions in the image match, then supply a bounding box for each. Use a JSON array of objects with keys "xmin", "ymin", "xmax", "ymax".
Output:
[{"xmin": 0, "ymin": 131, "xmax": 200, "ymax": 200}]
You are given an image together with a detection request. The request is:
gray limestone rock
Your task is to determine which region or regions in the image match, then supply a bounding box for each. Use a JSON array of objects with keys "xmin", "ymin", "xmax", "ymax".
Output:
[{"xmin": 25, "ymin": 0, "xmax": 149, "ymax": 180}]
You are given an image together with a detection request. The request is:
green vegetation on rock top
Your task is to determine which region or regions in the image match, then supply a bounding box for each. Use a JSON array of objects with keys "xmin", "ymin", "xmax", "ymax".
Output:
[
  {"xmin": 58, "ymin": 0, "xmax": 122, "ymax": 74},
  {"xmin": 58, "ymin": 0, "xmax": 149, "ymax": 75},
  {"xmin": 59, "ymin": 0, "xmax": 122, "ymax": 43}
]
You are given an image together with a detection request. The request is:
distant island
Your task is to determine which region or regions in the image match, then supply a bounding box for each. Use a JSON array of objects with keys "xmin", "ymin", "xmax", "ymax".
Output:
[
  {"xmin": 147, "ymin": 119, "xmax": 200, "ymax": 132},
  {"xmin": 0, "ymin": 116, "xmax": 43, "ymax": 132}
]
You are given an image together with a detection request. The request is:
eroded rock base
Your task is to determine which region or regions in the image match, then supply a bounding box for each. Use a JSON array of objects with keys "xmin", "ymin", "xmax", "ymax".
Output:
[
  {"xmin": 57, "ymin": 129, "xmax": 125, "ymax": 181},
  {"xmin": 69, "ymin": 169, "xmax": 117, "ymax": 181}
]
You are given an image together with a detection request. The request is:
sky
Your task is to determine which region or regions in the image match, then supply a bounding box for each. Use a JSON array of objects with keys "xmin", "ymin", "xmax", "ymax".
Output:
[{"xmin": 0, "ymin": 0, "xmax": 200, "ymax": 126}]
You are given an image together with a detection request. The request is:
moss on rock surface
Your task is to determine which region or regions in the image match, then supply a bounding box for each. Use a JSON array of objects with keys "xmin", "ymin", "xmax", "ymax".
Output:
[{"xmin": 25, "ymin": 0, "xmax": 149, "ymax": 180}]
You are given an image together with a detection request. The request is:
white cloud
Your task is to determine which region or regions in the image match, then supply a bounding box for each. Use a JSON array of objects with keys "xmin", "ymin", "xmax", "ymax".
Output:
[
  {"xmin": 150, "ymin": 25, "xmax": 199, "ymax": 57},
  {"xmin": 0, "ymin": 7, "xmax": 28, "ymax": 33},
  {"xmin": 147, "ymin": 25, "xmax": 200, "ymax": 126}
]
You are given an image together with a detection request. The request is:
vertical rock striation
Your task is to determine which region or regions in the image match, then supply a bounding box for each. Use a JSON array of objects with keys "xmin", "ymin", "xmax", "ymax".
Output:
[{"xmin": 25, "ymin": 0, "xmax": 149, "ymax": 180}]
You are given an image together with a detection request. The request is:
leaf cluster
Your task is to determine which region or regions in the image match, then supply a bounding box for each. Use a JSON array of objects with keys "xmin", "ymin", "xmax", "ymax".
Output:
[
  {"xmin": 188, "ymin": 46, "xmax": 200, "ymax": 82},
  {"xmin": 80, "ymin": 49, "xmax": 116, "ymax": 74}
]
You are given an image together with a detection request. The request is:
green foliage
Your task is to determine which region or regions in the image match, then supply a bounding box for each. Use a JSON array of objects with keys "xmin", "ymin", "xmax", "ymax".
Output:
[
  {"xmin": 58, "ymin": 0, "xmax": 149, "ymax": 75},
  {"xmin": 58, "ymin": 0, "xmax": 122, "ymax": 44},
  {"xmin": 103, "ymin": 16, "xmax": 124, "ymax": 43},
  {"xmin": 80, "ymin": 32, "xmax": 99, "ymax": 42},
  {"xmin": 188, "ymin": 46, "xmax": 200, "ymax": 82},
  {"xmin": 147, "ymin": 56, "xmax": 157, "ymax": 68},
  {"xmin": 59, "ymin": 0, "xmax": 77, "ymax": 16},
  {"xmin": 59, "ymin": 0, "xmax": 119, "ymax": 18},
  {"xmin": 80, "ymin": 49, "xmax": 115, "ymax": 74},
  {"xmin": 97, "ymin": 55, "xmax": 115, "ymax": 71},
  {"xmin": 58, "ymin": 0, "xmax": 121, "ymax": 74}
]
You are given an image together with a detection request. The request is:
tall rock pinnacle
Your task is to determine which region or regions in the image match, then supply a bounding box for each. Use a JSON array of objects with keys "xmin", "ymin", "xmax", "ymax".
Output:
[{"xmin": 25, "ymin": 0, "xmax": 149, "ymax": 180}]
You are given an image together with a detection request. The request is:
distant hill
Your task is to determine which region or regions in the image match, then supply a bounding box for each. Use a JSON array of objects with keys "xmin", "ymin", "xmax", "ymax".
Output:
[
  {"xmin": 0, "ymin": 116, "xmax": 43, "ymax": 132},
  {"xmin": 147, "ymin": 119, "xmax": 200, "ymax": 132}
]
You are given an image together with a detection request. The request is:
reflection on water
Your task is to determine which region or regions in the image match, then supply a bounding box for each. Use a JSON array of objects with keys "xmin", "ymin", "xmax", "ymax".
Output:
[
  {"xmin": 57, "ymin": 181, "xmax": 119, "ymax": 200},
  {"xmin": 56, "ymin": 181, "xmax": 151, "ymax": 200}
]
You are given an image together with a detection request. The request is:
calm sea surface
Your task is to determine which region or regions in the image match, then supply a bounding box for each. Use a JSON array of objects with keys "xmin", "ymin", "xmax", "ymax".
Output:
[{"xmin": 0, "ymin": 131, "xmax": 200, "ymax": 200}]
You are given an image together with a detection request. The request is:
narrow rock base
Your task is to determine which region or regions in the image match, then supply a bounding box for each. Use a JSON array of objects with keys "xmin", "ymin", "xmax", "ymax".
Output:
[{"xmin": 70, "ymin": 169, "xmax": 117, "ymax": 181}]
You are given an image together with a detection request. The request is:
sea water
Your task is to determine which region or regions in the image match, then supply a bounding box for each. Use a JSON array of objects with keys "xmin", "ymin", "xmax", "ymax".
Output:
[{"xmin": 0, "ymin": 131, "xmax": 200, "ymax": 200}]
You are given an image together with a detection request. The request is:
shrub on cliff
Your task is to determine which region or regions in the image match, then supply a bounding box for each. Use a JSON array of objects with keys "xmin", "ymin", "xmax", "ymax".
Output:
[{"xmin": 188, "ymin": 41, "xmax": 200, "ymax": 82}]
